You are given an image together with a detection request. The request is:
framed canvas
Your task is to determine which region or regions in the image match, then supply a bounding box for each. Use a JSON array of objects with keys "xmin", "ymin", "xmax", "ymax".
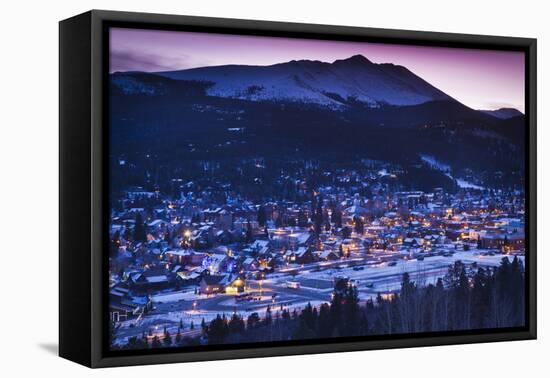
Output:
[{"xmin": 59, "ymin": 10, "xmax": 537, "ymax": 368}]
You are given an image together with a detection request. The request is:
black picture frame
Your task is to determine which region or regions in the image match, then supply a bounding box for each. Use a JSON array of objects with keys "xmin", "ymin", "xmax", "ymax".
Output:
[{"xmin": 59, "ymin": 9, "xmax": 537, "ymax": 368}]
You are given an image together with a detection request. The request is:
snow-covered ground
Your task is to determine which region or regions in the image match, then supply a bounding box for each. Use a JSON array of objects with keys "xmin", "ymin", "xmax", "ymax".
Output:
[
  {"xmin": 454, "ymin": 178, "xmax": 484, "ymax": 190},
  {"xmin": 114, "ymin": 248, "xmax": 523, "ymax": 345},
  {"xmin": 151, "ymin": 290, "xmax": 207, "ymax": 304},
  {"xmin": 420, "ymin": 154, "xmax": 451, "ymax": 173},
  {"xmin": 420, "ymin": 154, "xmax": 485, "ymax": 190}
]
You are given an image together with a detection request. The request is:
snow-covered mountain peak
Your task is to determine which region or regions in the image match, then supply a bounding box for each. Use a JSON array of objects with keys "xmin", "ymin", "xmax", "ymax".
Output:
[
  {"xmin": 333, "ymin": 54, "xmax": 373, "ymax": 66},
  {"xmin": 129, "ymin": 56, "xmax": 456, "ymax": 107}
]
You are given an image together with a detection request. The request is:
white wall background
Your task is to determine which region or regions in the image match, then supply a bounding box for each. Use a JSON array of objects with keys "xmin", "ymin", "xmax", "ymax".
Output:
[{"xmin": 0, "ymin": 0, "xmax": 546, "ymax": 375}]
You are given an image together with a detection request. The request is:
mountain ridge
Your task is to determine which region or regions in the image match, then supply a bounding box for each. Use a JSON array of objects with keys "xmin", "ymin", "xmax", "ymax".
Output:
[
  {"xmin": 149, "ymin": 54, "xmax": 453, "ymax": 107},
  {"xmin": 480, "ymin": 107, "xmax": 524, "ymax": 119}
]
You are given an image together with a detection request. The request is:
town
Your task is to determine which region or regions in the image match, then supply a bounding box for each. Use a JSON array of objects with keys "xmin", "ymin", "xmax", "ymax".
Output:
[{"xmin": 108, "ymin": 157, "xmax": 525, "ymax": 348}]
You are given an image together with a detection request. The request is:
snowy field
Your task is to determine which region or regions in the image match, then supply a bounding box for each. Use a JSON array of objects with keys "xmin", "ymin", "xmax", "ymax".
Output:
[{"xmin": 272, "ymin": 250, "xmax": 523, "ymax": 298}]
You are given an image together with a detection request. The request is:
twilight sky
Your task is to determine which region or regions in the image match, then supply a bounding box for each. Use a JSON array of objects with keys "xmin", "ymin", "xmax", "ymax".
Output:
[{"xmin": 110, "ymin": 27, "xmax": 525, "ymax": 112}]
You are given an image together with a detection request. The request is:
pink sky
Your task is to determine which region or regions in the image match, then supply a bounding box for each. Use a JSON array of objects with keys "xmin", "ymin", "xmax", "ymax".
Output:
[{"xmin": 110, "ymin": 27, "xmax": 525, "ymax": 112}]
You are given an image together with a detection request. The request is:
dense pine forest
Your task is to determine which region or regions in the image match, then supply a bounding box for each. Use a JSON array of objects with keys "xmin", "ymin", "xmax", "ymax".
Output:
[{"xmin": 118, "ymin": 256, "xmax": 525, "ymax": 350}]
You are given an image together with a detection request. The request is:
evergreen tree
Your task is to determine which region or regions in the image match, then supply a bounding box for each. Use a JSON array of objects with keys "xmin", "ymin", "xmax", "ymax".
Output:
[
  {"xmin": 126, "ymin": 336, "xmax": 148, "ymax": 350},
  {"xmin": 245, "ymin": 220, "xmax": 253, "ymax": 242},
  {"xmin": 247, "ymin": 313, "xmax": 261, "ymax": 329},
  {"xmin": 264, "ymin": 305, "xmax": 273, "ymax": 326},
  {"xmin": 353, "ymin": 216, "xmax": 364, "ymax": 235},
  {"xmin": 110, "ymin": 230, "xmax": 121, "ymax": 256},
  {"xmin": 341, "ymin": 284, "xmax": 360, "ymax": 336},
  {"xmin": 317, "ymin": 303, "xmax": 332, "ymax": 338},
  {"xmin": 133, "ymin": 212, "xmax": 147, "ymax": 242},
  {"xmin": 151, "ymin": 335, "xmax": 162, "ymax": 348},
  {"xmin": 281, "ymin": 309, "xmax": 290, "ymax": 321},
  {"xmin": 164, "ymin": 229, "xmax": 172, "ymax": 244},
  {"xmin": 207, "ymin": 315, "xmax": 229, "ymax": 344},
  {"xmin": 470, "ymin": 267, "xmax": 490, "ymax": 328},
  {"xmin": 297, "ymin": 210, "xmax": 308, "ymax": 228},
  {"xmin": 293, "ymin": 317, "xmax": 316, "ymax": 339},
  {"xmin": 257, "ymin": 206, "xmax": 267, "ymax": 227},
  {"xmin": 228, "ymin": 313, "xmax": 245, "ymax": 334},
  {"xmin": 163, "ymin": 331, "xmax": 172, "ymax": 347},
  {"xmin": 342, "ymin": 226, "xmax": 352, "ymax": 239},
  {"xmin": 109, "ymin": 321, "xmax": 117, "ymax": 346},
  {"xmin": 331, "ymin": 208, "xmax": 343, "ymax": 228}
]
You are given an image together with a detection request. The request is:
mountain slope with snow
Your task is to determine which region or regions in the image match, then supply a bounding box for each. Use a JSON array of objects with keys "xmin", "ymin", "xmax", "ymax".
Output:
[{"xmin": 153, "ymin": 55, "xmax": 453, "ymax": 107}]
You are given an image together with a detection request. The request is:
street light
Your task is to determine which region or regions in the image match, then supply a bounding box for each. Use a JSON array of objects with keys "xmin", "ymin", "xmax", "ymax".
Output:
[{"xmin": 258, "ymin": 272, "xmax": 267, "ymax": 296}]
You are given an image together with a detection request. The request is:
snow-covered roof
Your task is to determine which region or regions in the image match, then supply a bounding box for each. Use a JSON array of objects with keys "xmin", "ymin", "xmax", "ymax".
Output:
[
  {"xmin": 243, "ymin": 257, "xmax": 256, "ymax": 265},
  {"xmin": 289, "ymin": 232, "xmax": 311, "ymax": 245},
  {"xmin": 145, "ymin": 275, "xmax": 168, "ymax": 283},
  {"xmin": 345, "ymin": 205, "xmax": 369, "ymax": 215},
  {"xmin": 319, "ymin": 251, "xmax": 337, "ymax": 259},
  {"xmin": 147, "ymin": 219, "xmax": 167, "ymax": 227},
  {"xmin": 165, "ymin": 249, "xmax": 194, "ymax": 257}
]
